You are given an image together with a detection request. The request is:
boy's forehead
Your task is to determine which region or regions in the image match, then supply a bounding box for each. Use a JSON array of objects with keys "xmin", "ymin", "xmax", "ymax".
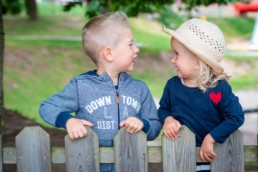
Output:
[{"xmin": 118, "ymin": 28, "xmax": 134, "ymax": 40}]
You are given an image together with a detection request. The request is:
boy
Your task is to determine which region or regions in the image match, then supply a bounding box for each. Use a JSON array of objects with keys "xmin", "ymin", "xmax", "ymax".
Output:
[{"xmin": 39, "ymin": 12, "xmax": 161, "ymax": 172}]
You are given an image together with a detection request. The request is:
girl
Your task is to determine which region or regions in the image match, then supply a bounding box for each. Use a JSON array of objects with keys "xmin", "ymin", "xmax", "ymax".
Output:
[{"xmin": 158, "ymin": 18, "xmax": 244, "ymax": 172}]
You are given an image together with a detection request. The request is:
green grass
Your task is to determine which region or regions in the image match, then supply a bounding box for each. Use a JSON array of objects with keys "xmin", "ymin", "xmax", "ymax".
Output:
[
  {"xmin": 3, "ymin": 7, "xmax": 258, "ymax": 125},
  {"xmin": 210, "ymin": 17, "xmax": 254, "ymax": 41}
]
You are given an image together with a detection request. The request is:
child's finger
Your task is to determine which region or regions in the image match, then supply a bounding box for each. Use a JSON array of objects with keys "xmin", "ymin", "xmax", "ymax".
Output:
[
  {"xmin": 68, "ymin": 131, "xmax": 74, "ymax": 140},
  {"xmin": 169, "ymin": 127, "xmax": 179, "ymax": 139},
  {"xmin": 80, "ymin": 127, "xmax": 87, "ymax": 137},
  {"xmin": 127, "ymin": 121, "xmax": 136, "ymax": 133},
  {"xmin": 73, "ymin": 131, "xmax": 79, "ymax": 139},
  {"xmin": 199, "ymin": 150, "xmax": 205, "ymax": 162},
  {"xmin": 82, "ymin": 120, "xmax": 93, "ymax": 126},
  {"xmin": 210, "ymin": 151, "xmax": 217, "ymax": 159},
  {"xmin": 120, "ymin": 120, "xmax": 126, "ymax": 127},
  {"xmin": 164, "ymin": 128, "xmax": 174, "ymax": 139},
  {"xmin": 204, "ymin": 153, "xmax": 212, "ymax": 162},
  {"xmin": 78, "ymin": 130, "xmax": 85, "ymax": 138}
]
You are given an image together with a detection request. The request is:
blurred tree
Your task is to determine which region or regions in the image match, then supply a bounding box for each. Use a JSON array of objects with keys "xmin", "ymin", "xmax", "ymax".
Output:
[
  {"xmin": 25, "ymin": 0, "xmax": 38, "ymax": 21},
  {"xmin": 64, "ymin": 0, "xmax": 238, "ymax": 18},
  {"xmin": 2, "ymin": 0, "xmax": 22, "ymax": 15},
  {"xmin": 0, "ymin": 0, "xmax": 4, "ymax": 170},
  {"xmin": 84, "ymin": 0, "xmax": 175, "ymax": 17},
  {"xmin": 3, "ymin": 0, "xmax": 38, "ymax": 21}
]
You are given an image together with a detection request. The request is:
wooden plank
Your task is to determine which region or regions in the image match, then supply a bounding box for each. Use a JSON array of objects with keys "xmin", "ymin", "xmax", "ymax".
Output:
[
  {"xmin": 114, "ymin": 127, "xmax": 147, "ymax": 172},
  {"xmin": 162, "ymin": 126, "xmax": 196, "ymax": 172},
  {"xmin": 243, "ymin": 146, "xmax": 257, "ymax": 162},
  {"xmin": 2, "ymin": 145, "xmax": 257, "ymax": 164},
  {"xmin": 3, "ymin": 147, "xmax": 16, "ymax": 164},
  {"xmin": 147, "ymin": 146, "xmax": 162, "ymax": 163},
  {"xmin": 65, "ymin": 126, "xmax": 99, "ymax": 172},
  {"xmin": 15, "ymin": 126, "xmax": 51, "ymax": 172},
  {"xmin": 51, "ymin": 147, "xmax": 65, "ymax": 164},
  {"xmin": 99, "ymin": 147, "xmax": 114, "ymax": 163},
  {"xmin": 212, "ymin": 130, "xmax": 244, "ymax": 172}
]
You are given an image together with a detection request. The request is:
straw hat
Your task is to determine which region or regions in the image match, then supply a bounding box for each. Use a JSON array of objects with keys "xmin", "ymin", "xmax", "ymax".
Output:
[{"xmin": 163, "ymin": 18, "xmax": 226, "ymax": 76}]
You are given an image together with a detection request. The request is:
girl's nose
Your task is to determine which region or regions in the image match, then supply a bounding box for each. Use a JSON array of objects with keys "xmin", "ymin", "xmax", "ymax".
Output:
[{"xmin": 170, "ymin": 56, "xmax": 175, "ymax": 64}]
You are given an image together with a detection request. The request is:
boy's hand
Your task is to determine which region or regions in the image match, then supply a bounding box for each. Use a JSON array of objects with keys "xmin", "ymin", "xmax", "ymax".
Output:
[
  {"xmin": 120, "ymin": 117, "xmax": 143, "ymax": 133},
  {"xmin": 200, "ymin": 134, "xmax": 217, "ymax": 162},
  {"xmin": 66, "ymin": 118, "xmax": 93, "ymax": 140},
  {"xmin": 163, "ymin": 116, "xmax": 181, "ymax": 140}
]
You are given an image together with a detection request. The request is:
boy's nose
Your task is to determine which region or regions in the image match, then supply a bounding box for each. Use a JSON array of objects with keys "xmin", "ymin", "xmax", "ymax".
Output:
[{"xmin": 134, "ymin": 46, "xmax": 139, "ymax": 53}]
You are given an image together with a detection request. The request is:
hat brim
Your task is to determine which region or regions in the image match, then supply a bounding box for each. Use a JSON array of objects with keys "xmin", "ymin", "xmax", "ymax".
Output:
[{"xmin": 163, "ymin": 27, "xmax": 224, "ymax": 76}]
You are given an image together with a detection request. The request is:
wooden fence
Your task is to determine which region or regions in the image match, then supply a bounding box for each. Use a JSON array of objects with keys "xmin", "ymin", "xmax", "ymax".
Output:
[{"xmin": 1, "ymin": 125, "xmax": 257, "ymax": 172}]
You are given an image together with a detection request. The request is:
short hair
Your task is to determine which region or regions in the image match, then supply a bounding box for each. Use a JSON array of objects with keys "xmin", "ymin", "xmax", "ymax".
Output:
[{"xmin": 82, "ymin": 12, "xmax": 130, "ymax": 64}]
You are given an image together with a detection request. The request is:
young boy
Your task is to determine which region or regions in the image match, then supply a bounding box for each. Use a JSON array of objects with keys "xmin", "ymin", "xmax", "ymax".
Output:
[{"xmin": 39, "ymin": 12, "xmax": 161, "ymax": 172}]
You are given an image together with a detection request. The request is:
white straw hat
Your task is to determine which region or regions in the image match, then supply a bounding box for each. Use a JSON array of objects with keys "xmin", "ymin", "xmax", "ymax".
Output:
[{"xmin": 163, "ymin": 18, "xmax": 226, "ymax": 76}]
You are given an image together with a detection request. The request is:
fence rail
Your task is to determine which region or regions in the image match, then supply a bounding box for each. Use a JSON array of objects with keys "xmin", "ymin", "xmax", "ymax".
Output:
[{"xmin": 1, "ymin": 126, "xmax": 257, "ymax": 172}]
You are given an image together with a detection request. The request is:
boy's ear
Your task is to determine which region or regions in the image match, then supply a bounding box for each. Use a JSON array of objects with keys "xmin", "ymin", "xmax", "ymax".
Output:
[{"xmin": 103, "ymin": 47, "xmax": 114, "ymax": 62}]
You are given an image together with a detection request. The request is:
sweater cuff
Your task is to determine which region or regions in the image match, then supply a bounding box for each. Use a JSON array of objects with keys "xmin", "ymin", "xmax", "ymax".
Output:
[
  {"xmin": 159, "ymin": 113, "xmax": 171, "ymax": 124},
  {"xmin": 55, "ymin": 111, "xmax": 74, "ymax": 129},
  {"xmin": 140, "ymin": 119, "xmax": 150, "ymax": 133}
]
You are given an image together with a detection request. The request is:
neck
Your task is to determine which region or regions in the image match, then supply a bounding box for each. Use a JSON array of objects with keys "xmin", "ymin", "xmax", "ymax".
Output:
[
  {"xmin": 97, "ymin": 69, "xmax": 120, "ymax": 85},
  {"xmin": 182, "ymin": 78, "xmax": 198, "ymax": 87}
]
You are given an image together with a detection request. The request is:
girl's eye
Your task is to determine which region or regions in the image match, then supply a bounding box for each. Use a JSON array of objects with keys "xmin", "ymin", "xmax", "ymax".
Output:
[{"xmin": 172, "ymin": 51, "xmax": 178, "ymax": 56}]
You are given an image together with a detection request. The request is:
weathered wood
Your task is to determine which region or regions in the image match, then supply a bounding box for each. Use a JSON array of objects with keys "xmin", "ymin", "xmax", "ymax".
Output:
[
  {"xmin": 2, "ymin": 145, "xmax": 256, "ymax": 164},
  {"xmin": 114, "ymin": 127, "xmax": 148, "ymax": 172},
  {"xmin": 3, "ymin": 147, "xmax": 16, "ymax": 164},
  {"xmin": 162, "ymin": 126, "xmax": 196, "ymax": 172},
  {"xmin": 212, "ymin": 130, "xmax": 244, "ymax": 172},
  {"xmin": 100, "ymin": 147, "xmax": 114, "ymax": 163},
  {"xmin": 15, "ymin": 126, "xmax": 51, "ymax": 172},
  {"xmin": 51, "ymin": 147, "xmax": 65, "ymax": 164},
  {"xmin": 1, "ymin": 126, "xmax": 256, "ymax": 172},
  {"xmin": 65, "ymin": 126, "xmax": 99, "ymax": 172}
]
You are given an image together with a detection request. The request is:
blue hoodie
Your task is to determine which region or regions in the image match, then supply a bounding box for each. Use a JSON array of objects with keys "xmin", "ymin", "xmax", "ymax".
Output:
[{"xmin": 39, "ymin": 70, "xmax": 161, "ymax": 147}]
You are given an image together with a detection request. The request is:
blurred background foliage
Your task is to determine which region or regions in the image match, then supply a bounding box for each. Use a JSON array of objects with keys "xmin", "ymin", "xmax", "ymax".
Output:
[{"xmin": 2, "ymin": 0, "xmax": 258, "ymax": 125}]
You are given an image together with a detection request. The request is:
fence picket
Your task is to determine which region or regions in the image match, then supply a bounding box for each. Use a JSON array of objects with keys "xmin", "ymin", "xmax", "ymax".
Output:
[
  {"xmin": 114, "ymin": 127, "xmax": 147, "ymax": 172},
  {"xmin": 65, "ymin": 126, "xmax": 99, "ymax": 172},
  {"xmin": 212, "ymin": 130, "xmax": 244, "ymax": 172},
  {"xmin": 162, "ymin": 126, "xmax": 196, "ymax": 172},
  {"xmin": 4, "ymin": 125, "xmax": 251, "ymax": 172},
  {"xmin": 15, "ymin": 126, "xmax": 51, "ymax": 172}
]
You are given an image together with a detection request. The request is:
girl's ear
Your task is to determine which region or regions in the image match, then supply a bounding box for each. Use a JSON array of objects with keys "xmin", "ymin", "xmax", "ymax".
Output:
[
  {"xmin": 103, "ymin": 47, "xmax": 114, "ymax": 62},
  {"xmin": 194, "ymin": 56, "xmax": 201, "ymax": 70}
]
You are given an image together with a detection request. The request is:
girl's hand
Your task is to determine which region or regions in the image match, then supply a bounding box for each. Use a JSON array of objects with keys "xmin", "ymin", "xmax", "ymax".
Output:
[
  {"xmin": 120, "ymin": 117, "xmax": 143, "ymax": 133},
  {"xmin": 163, "ymin": 116, "xmax": 181, "ymax": 140},
  {"xmin": 200, "ymin": 134, "xmax": 217, "ymax": 162},
  {"xmin": 66, "ymin": 118, "xmax": 93, "ymax": 140}
]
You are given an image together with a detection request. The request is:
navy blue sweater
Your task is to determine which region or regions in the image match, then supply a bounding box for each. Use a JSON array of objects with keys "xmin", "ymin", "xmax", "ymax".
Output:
[{"xmin": 158, "ymin": 76, "xmax": 244, "ymax": 146}]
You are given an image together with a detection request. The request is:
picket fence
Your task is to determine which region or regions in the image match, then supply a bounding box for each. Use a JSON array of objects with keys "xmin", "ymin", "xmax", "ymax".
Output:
[{"xmin": 1, "ymin": 125, "xmax": 257, "ymax": 172}]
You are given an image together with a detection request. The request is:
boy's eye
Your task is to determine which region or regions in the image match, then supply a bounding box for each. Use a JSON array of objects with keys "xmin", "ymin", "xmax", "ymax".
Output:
[{"xmin": 129, "ymin": 42, "xmax": 134, "ymax": 46}]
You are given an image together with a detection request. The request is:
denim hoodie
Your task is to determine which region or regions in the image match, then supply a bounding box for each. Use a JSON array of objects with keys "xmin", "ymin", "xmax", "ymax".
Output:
[{"xmin": 39, "ymin": 70, "xmax": 161, "ymax": 147}]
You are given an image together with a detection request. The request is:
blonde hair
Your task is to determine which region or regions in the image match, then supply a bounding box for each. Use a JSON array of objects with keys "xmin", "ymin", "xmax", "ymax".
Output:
[
  {"xmin": 82, "ymin": 12, "xmax": 129, "ymax": 64},
  {"xmin": 197, "ymin": 60, "xmax": 230, "ymax": 92}
]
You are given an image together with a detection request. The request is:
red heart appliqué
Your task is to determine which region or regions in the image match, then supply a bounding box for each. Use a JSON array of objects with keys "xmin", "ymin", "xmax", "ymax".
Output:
[{"xmin": 209, "ymin": 92, "xmax": 222, "ymax": 104}]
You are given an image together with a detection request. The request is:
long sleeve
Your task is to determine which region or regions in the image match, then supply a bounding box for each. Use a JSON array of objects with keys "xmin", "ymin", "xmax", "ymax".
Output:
[
  {"xmin": 158, "ymin": 80, "xmax": 172, "ymax": 124},
  {"xmin": 209, "ymin": 81, "xmax": 245, "ymax": 143},
  {"xmin": 39, "ymin": 78, "xmax": 79, "ymax": 127},
  {"xmin": 139, "ymin": 84, "xmax": 161, "ymax": 140}
]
